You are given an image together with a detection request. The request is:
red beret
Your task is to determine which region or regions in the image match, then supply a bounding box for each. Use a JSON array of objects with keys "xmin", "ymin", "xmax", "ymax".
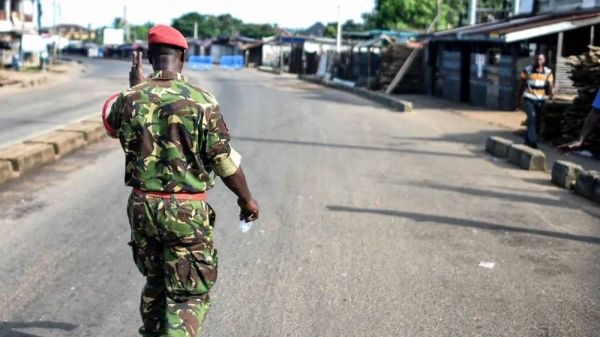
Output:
[{"xmin": 148, "ymin": 25, "xmax": 188, "ymax": 50}]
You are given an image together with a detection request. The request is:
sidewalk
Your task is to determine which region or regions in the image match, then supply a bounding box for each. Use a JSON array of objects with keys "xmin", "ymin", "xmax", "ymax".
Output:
[
  {"xmin": 0, "ymin": 61, "xmax": 85, "ymax": 96},
  {"xmin": 398, "ymin": 94, "xmax": 600, "ymax": 171}
]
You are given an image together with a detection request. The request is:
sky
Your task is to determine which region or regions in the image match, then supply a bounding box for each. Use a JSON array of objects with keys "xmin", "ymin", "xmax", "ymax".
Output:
[{"xmin": 40, "ymin": 0, "xmax": 376, "ymax": 29}]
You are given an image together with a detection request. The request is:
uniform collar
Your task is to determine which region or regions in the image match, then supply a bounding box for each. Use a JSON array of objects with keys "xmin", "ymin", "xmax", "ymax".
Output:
[{"xmin": 149, "ymin": 70, "xmax": 186, "ymax": 81}]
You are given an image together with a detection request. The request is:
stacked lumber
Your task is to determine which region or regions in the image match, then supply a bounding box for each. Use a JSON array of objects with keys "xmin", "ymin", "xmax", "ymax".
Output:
[
  {"xmin": 556, "ymin": 46, "xmax": 600, "ymax": 155},
  {"xmin": 378, "ymin": 45, "xmax": 424, "ymax": 94}
]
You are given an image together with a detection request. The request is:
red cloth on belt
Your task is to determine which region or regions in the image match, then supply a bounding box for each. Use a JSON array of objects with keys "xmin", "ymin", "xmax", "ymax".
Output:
[{"xmin": 133, "ymin": 188, "xmax": 207, "ymax": 201}]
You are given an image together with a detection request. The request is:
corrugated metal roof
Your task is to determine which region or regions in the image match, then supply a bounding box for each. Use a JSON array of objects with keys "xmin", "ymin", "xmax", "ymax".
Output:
[{"xmin": 424, "ymin": 8, "xmax": 600, "ymax": 42}]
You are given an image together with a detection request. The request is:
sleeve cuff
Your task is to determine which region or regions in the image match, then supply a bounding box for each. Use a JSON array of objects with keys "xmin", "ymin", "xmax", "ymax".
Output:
[{"xmin": 213, "ymin": 147, "xmax": 242, "ymax": 178}]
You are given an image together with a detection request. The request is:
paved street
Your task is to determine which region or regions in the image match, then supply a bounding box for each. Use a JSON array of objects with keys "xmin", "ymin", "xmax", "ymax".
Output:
[
  {"xmin": 0, "ymin": 59, "xmax": 599, "ymax": 337},
  {"xmin": 0, "ymin": 57, "xmax": 150, "ymax": 147}
]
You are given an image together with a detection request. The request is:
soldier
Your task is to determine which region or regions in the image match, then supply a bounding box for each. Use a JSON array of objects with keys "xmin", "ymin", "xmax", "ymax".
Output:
[{"xmin": 105, "ymin": 25, "xmax": 260, "ymax": 337}]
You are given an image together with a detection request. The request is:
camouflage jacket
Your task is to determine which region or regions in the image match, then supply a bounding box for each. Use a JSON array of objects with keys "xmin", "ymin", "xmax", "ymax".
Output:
[{"xmin": 107, "ymin": 70, "xmax": 241, "ymax": 193}]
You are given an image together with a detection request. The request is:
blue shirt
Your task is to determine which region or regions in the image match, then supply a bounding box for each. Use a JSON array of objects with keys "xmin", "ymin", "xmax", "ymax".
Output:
[{"xmin": 593, "ymin": 90, "xmax": 600, "ymax": 110}]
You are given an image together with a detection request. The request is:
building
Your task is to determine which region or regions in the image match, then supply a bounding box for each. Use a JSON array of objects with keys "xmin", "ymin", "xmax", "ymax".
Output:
[
  {"xmin": 0, "ymin": 0, "xmax": 37, "ymax": 66},
  {"xmin": 423, "ymin": 0, "xmax": 600, "ymax": 110},
  {"xmin": 49, "ymin": 24, "xmax": 96, "ymax": 41}
]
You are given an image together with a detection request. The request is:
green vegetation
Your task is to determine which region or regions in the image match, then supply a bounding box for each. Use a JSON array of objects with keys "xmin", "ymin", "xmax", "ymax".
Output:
[
  {"xmin": 172, "ymin": 12, "xmax": 277, "ymax": 39},
  {"xmin": 95, "ymin": 0, "xmax": 509, "ymax": 44},
  {"xmin": 324, "ymin": 20, "xmax": 367, "ymax": 38},
  {"xmin": 362, "ymin": 0, "xmax": 507, "ymax": 31}
]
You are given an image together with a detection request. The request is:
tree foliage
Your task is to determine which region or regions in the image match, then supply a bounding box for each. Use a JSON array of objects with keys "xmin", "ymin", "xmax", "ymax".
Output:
[
  {"xmin": 363, "ymin": 0, "xmax": 507, "ymax": 31},
  {"xmin": 172, "ymin": 12, "xmax": 276, "ymax": 39},
  {"xmin": 324, "ymin": 20, "xmax": 367, "ymax": 38}
]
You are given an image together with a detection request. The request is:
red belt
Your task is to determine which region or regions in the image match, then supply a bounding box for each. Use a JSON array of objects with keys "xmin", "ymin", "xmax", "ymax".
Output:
[{"xmin": 133, "ymin": 188, "xmax": 207, "ymax": 201}]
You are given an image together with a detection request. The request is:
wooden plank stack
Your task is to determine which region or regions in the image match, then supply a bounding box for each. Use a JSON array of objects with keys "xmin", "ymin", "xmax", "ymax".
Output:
[
  {"xmin": 555, "ymin": 46, "xmax": 600, "ymax": 155},
  {"xmin": 378, "ymin": 45, "xmax": 424, "ymax": 94}
]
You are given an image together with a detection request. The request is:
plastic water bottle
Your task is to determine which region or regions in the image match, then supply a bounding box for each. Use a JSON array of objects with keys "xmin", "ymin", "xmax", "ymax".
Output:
[{"xmin": 239, "ymin": 220, "xmax": 254, "ymax": 233}]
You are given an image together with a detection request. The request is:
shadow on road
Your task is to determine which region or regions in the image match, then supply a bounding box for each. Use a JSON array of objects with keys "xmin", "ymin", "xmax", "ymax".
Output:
[
  {"xmin": 401, "ymin": 180, "xmax": 592, "ymax": 211},
  {"xmin": 326, "ymin": 205, "xmax": 600, "ymax": 245},
  {"xmin": 0, "ymin": 321, "xmax": 77, "ymax": 337},
  {"xmin": 236, "ymin": 136, "xmax": 476, "ymax": 159}
]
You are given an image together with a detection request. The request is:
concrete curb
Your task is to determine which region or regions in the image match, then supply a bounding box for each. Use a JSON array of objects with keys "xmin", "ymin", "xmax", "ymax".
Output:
[
  {"xmin": 24, "ymin": 131, "xmax": 87, "ymax": 157},
  {"xmin": 0, "ymin": 114, "xmax": 107, "ymax": 185},
  {"xmin": 256, "ymin": 66, "xmax": 282, "ymax": 75},
  {"xmin": 59, "ymin": 120, "xmax": 106, "ymax": 143},
  {"xmin": 507, "ymin": 144, "xmax": 546, "ymax": 171},
  {"xmin": 575, "ymin": 170, "xmax": 600, "ymax": 203},
  {"xmin": 0, "ymin": 160, "xmax": 15, "ymax": 185},
  {"xmin": 298, "ymin": 75, "xmax": 413, "ymax": 112},
  {"xmin": 485, "ymin": 136, "xmax": 514, "ymax": 158},
  {"xmin": 485, "ymin": 136, "xmax": 600, "ymax": 206},
  {"xmin": 0, "ymin": 142, "xmax": 56, "ymax": 176},
  {"xmin": 551, "ymin": 160, "xmax": 583, "ymax": 190}
]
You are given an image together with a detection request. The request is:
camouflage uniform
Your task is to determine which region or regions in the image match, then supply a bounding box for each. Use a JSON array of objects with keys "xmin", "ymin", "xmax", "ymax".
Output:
[{"xmin": 107, "ymin": 70, "xmax": 241, "ymax": 337}]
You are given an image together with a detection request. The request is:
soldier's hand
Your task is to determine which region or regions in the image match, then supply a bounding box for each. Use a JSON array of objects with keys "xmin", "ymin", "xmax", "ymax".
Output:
[
  {"xmin": 557, "ymin": 140, "xmax": 583, "ymax": 154},
  {"xmin": 238, "ymin": 198, "xmax": 260, "ymax": 222},
  {"xmin": 129, "ymin": 50, "xmax": 146, "ymax": 87}
]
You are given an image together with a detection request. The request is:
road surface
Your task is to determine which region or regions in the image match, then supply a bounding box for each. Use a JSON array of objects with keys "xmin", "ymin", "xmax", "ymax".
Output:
[
  {"xmin": 0, "ymin": 59, "xmax": 599, "ymax": 337},
  {"xmin": 0, "ymin": 57, "xmax": 150, "ymax": 147}
]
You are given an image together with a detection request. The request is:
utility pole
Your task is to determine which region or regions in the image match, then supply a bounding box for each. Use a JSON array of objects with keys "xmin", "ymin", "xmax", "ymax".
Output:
[
  {"xmin": 469, "ymin": 0, "xmax": 477, "ymax": 25},
  {"xmin": 123, "ymin": 0, "xmax": 129, "ymax": 43},
  {"xmin": 194, "ymin": 21, "xmax": 198, "ymax": 39},
  {"xmin": 336, "ymin": 4, "xmax": 342, "ymax": 53}
]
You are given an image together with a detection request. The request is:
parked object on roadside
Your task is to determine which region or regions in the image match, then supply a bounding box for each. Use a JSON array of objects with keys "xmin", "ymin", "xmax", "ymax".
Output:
[
  {"xmin": 220, "ymin": 55, "xmax": 244, "ymax": 70},
  {"xmin": 188, "ymin": 55, "xmax": 213, "ymax": 70},
  {"xmin": 551, "ymin": 160, "xmax": 583, "ymax": 189}
]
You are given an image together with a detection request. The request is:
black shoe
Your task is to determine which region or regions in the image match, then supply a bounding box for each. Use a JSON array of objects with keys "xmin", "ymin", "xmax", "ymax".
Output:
[{"xmin": 525, "ymin": 142, "xmax": 538, "ymax": 149}]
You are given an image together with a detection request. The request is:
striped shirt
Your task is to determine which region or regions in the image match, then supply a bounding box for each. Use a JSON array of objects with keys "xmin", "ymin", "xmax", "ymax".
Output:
[{"xmin": 520, "ymin": 65, "xmax": 553, "ymax": 101}]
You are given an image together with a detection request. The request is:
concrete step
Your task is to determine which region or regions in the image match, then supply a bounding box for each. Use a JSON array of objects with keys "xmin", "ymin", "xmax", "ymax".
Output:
[
  {"xmin": 0, "ymin": 143, "xmax": 55, "ymax": 175},
  {"xmin": 59, "ymin": 121, "xmax": 106, "ymax": 143},
  {"xmin": 25, "ymin": 131, "xmax": 86, "ymax": 157}
]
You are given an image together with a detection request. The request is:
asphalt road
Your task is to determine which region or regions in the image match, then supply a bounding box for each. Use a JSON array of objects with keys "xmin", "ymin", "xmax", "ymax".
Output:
[
  {"xmin": 0, "ymin": 57, "xmax": 151, "ymax": 147},
  {"xmin": 0, "ymin": 59, "xmax": 599, "ymax": 337}
]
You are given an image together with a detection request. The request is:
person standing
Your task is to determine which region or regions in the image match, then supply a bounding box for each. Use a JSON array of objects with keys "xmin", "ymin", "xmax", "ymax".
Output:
[
  {"xmin": 516, "ymin": 53, "xmax": 555, "ymax": 148},
  {"xmin": 106, "ymin": 25, "xmax": 260, "ymax": 337}
]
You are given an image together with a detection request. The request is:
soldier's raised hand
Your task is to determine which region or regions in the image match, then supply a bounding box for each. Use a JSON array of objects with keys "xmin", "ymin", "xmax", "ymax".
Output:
[{"xmin": 129, "ymin": 50, "xmax": 146, "ymax": 87}]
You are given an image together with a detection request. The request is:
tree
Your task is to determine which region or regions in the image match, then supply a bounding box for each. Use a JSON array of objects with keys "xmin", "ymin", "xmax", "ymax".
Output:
[
  {"xmin": 324, "ymin": 20, "xmax": 367, "ymax": 38},
  {"xmin": 172, "ymin": 12, "xmax": 205, "ymax": 37},
  {"xmin": 239, "ymin": 23, "xmax": 277, "ymax": 39},
  {"xmin": 113, "ymin": 17, "xmax": 124, "ymax": 29},
  {"xmin": 132, "ymin": 22, "xmax": 154, "ymax": 41},
  {"xmin": 363, "ymin": 0, "xmax": 507, "ymax": 31},
  {"xmin": 363, "ymin": 0, "xmax": 446, "ymax": 31},
  {"xmin": 171, "ymin": 12, "xmax": 276, "ymax": 39}
]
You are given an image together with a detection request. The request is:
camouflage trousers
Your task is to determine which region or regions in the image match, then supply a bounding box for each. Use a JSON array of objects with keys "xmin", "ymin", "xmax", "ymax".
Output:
[{"xmin": 127, "ymin": 190, "xmax": 218, "ymax": 337}]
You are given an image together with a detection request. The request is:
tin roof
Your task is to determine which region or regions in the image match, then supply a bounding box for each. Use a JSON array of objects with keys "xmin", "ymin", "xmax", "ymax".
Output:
[{"xmin": 424, "ymin": 9, "xmax": 600, "ymax": 43}]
